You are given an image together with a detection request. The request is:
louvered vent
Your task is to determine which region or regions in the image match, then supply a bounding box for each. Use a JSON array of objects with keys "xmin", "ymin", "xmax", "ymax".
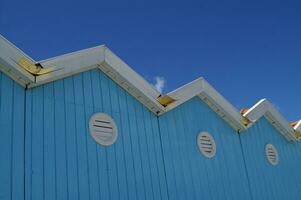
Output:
[
  {"xmin": 89, "ymin": 113, "xmax": 118, "ymax": 146},
  {"xmin": 265, "ymin": 144, "xmax": 279, "ymax": 166},
  {"xmin": 197, "ymin": 132, "xmax": 216, "ymax": 159}
]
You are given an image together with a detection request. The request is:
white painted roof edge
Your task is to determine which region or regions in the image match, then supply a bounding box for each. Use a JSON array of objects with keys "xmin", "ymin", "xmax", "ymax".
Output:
[
  {"xmin": 164, "ymin": 78, "xmax": 246, "ymax": 131},
  {"xmin": 28, "ymin": 45, "xmax": 165, "ymax": 114},
  {"xmin": 0, "ymin": 35, "xmax": 35, "ymax": 86},
  {"xmin": 243, "ymin": 99, "xmax": 297, "ymax": 142},
  {"xmin": 294, "ymin": 120, "xmax": 301, "ymax": 132},
  {"xmin": 0, "ymin": 35, "xmax": 298, "ymax": 142}
]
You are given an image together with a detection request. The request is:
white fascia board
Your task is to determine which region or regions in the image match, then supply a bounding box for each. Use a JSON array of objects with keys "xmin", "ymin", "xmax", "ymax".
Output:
[
  {"xmin": 164, "ymin": 78, "xmax": 206, "ymax": 110},
  {"xmin": 30, "ymin": 45, "xmax": 165, "ymax": 114},
  {"xmin": 0, "ymin": 35, "xmax": 35, "ymax": 86},
  {"xmin": 164, "ymin": 78, "xmax": 246, "ymax": 131},
  {"xmin": 31, "ymin": 45, "xmax": 107, "ymax": 87},
  {"xmin": 102, "ymin": 48, "xmax": 164, "ymax": 114},
  {"xmin": 200, "ymin": 79, "xmax": 246, "ymax": 131},
  {"xmin": 243, "ymin": 99, "xmax": 297, "ymax": 142},
  {"xmin": 103, "ymin": 48, "xmax": 161, "ymax": 100}
]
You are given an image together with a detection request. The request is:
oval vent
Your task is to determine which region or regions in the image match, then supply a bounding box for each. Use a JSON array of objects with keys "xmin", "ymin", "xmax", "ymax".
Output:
[
  {"xmin": 265, "ymin": 144, "xmax": 279, "ymax": 166},
  {"xmin": 197, "ymin": 132, "xmax": 216, "ymax": 159},
  {"xmin": 89, "ymin": 113, "xmax": 118, "ymax": 146}
]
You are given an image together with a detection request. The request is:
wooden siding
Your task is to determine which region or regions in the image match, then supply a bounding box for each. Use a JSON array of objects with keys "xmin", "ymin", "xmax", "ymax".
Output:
[
  {"xmin": 0, "ymin": 72, "xmax": 25, "ymax": 200},
  {"xmin": 240, "ymin": 118, "xmax": 301, "ymax": 200},
  {"xmin": 25, "ymin": 69, "xmax": 168, "ymax": 200},
  {"xmin": 158, "ymin": 97, "xmax": 252, "ymax": 200},
  {"xmin": 2, "ymin": 67, "xmax": 301, "ymax": 200}
]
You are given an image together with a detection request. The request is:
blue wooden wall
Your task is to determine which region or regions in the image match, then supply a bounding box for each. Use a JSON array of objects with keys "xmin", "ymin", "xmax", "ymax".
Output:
[
  {"xmin": 0, "ymin": 71, "xmax": 25, "ymax": 200},
  {"xmin": 25, "ymin": 69, "xmax": 169, "ymax": 200},
  {"xmin": 2, "ymin": 68, "xmax": 301, "ymax": 200},
  {"xmin": 158, "ymin": 97, "xmax": 252, "ymax": 200},
  {"xmin": 240, "ymin": 118, "xmax": 301, "ymax": 200}
]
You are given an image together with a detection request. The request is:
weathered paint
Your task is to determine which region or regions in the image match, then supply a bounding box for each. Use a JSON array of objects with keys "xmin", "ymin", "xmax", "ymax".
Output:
[
  {"xmin": 240, "ymin": 118, "xmax": 301, "ymax": 200},
  {"xmin": 0, "ymin": 71, "xmax": 25, "ymax": 200},
  {"xmin": 158, "ymin": 97, "xmax": 252, "ymax": 200},
  {"xmin": 25, "ymin": 69, "xmax": 169, "ymax": 200}
]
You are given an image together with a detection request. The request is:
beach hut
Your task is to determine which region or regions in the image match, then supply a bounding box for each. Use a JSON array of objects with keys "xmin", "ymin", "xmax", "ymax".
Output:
[{"xmin": 0, "ymin": 35, "xmax": 300, "ymax": 200}]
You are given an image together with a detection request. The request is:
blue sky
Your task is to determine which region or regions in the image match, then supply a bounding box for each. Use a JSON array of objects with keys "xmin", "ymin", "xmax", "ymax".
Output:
[{"xmin": 0, "ymin": 0, "xmax": 300, "ymax": 121}]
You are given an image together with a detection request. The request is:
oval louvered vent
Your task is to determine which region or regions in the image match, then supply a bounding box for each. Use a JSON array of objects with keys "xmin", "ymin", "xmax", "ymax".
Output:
[
  {"xmin": 265, "ymin": 144, "xmax": 279, "ymax": 166},
  {"xmin": 197, "ymin": 132, "xmax": 216, "ymax": 159},
  {"xmin": 89, "ymin": 113, "xmax": 118, "ymax": 146}
]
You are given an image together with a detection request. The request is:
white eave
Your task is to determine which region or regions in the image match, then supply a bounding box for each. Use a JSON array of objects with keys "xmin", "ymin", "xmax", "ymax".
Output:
[
  {"xmin": 242, "ymin": 99, "xmax": 297, "ymax": 142},
  {"xmin": 0, "ymin": 34, "xmax": 299, "ymax": 143},
  {"xmin": 0, "ymin": 35, "xmax": 35, "ymax": 86},
  {"xmin": 163, "ymin": 78, "xmax": 247, "ymax": 132},
  {"xmin": 29, "ymin": 45, "xmax": 165, "ymax": 114}
]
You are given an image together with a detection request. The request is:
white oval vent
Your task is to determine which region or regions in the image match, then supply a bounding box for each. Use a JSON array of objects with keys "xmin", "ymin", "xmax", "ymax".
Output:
[
  {"xmin": 197, "ymin": 132, "xmax": 216, "ymax": 159},
  {"xmin": 265, "ymin": 144, "xmax": 279, "ymax": 166},
  {"xmin": 89, "ymin": 113, "xmax": 118, "ymax": 146}
]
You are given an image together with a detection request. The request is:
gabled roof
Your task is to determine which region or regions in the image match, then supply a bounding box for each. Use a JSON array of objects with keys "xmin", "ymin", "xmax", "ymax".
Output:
[
  {"xmin": 241, "ymin": 99, "xmax": 297, "ymax": 142},
  {"xmin": 31, "ymin": 46, "xmax": 165, "ymax": 114},
  {"xmin": 0, "ymin": 34, "xmax": 299, "ymax": 143},
  {"xmin": 159, "ymin": 78, "xmax": 246, "ymax": 131}
]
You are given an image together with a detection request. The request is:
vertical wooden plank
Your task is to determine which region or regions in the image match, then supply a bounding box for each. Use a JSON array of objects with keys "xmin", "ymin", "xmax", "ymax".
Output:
[
  {"xmin": 126, "ymin": 94, "xmax": 146, "ymax": 200},
  {"xmin": 31, "ymin": 86, "xmax": 44, "ymax": 200},
  {"xmin": 99, "ymin": 72, "xmax": 119, "ymax": 200},
  {"xmin": 172, "ymin": 107, "xmax": 197, "ymax": 200},
  {"xmin": 109, "ymin": 80, "xmax": 129, "ymax": 200},
  {"xmin": 11, "ymin": 83, "xmax": 25, "ymax": 200},
  {"xmin": 54, "ymin": 80, "xmax": 68, "ymax": 200},
  {"xmin": 117, "ymin": 87, "xmax": 138, "ymax": 200},
  {"xmin": 142, "ymin": 109, "xmax": 162, "ymax": 200},
  {"xmin": 0, "ymin": 74, "xmax": 13, "ymax": 200},
  {"xmin": 64, "ymin": 77, "xmax": 79, "ymax": 200},
  {"xmin": 150, "ymin": 115, "xmax": 169, "ymax": 200},
  {"xmin": 25, "ymin": 88, "xmax": 32, "ymax": 200},
  {"xmin": 43, "ymin": 83, "xmax": 57, "ymax": 200},
  {"xmin": 73, "ymin": 74, "xmax": 90, "ymax": 200},
  {"xmin": 134, "ymin": 103, "xmax": 154, "ymax": 200},
  {"xmin": 82, "ymin": 71, "xmax": 101, "ymax": 200},
  {"xmin": 164, "ymin": 111, "xmax": 188, "ymax": 200},
  {"xmin": 158, "ymin": 114, "xmax": 179, "ymax": 200},
  {"xmin": 182, "ymin": 101, "xmax": 211, "ymax": 200},
  {"xmin": 192, "ymin": 98, "xmax": 227, "ymax": 200},
  {"xmin": 95, "ymin": 71, "xmax": 110, "ymax": 200}
]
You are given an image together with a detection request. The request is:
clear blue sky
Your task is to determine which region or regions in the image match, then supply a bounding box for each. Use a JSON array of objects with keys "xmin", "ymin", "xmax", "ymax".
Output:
[{"xmin": 0, "ymin": 0, "xmax": 300, "ymax": 121}]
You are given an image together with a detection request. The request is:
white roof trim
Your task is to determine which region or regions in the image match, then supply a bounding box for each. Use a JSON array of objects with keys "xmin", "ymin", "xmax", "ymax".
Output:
[
  {"xmin": 243, "ymin": 99, "xmax": 297, "ymax": 142},
  {"xmin": 294, "ymin": 120, "xmax": 301, "ymax": 132},
  {"xmin": 0, "ymin": 35, "xmax": 35, "ymax": 86},
  {"xmin": 28, "ymin": 45, "xmax": 164, "ymax": 114},
  {"xmin": 164, "ymin": 78, "xmax": 246, "ymax": 131},
  {"xmin": 1, "ymin": 35, "xmax": 299, "ymax": 143}
]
